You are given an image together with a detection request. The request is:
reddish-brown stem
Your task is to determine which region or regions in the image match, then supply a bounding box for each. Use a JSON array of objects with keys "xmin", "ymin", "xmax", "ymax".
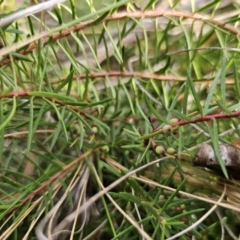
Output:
[
  {"xmin": 3, "ymin": 91, "xmax": 240, "ymax": 125},
  {"xmin": 3, "ymin": 91, "xmax": 29, "ymax": 97},
  {"xmin": 153, "ymin": 111, "xmax": 240, "ymax": 133},
  {"xmin": 1, "ymin": 91, "xmax": 87, "ymax": 117},
  {"xmin": 1, "ymin": 10, "xmax": 239, "ymax": 67},
  {"xmin": 7, "ymin": 149, "xmax": 95, "ymax": 214}
]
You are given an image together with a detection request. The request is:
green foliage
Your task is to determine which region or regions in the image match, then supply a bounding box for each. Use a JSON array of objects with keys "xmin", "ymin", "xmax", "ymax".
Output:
[{"xmin": 0, "ymin": 0, "xmax": 240, "ymax": 239}]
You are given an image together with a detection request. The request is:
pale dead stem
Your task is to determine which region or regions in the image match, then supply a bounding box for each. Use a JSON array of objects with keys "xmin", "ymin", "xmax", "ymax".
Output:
[
  {"xmin": 217, "ymin": 211, "xmax": 225, "ymax": 240},
  {"xmin": 48, "ymin": 162, "xmax": 88, "ymax": 240},
  {"xmin": 131, "ymin": 188, "xmax": 144, "ymax": 239},
  {"xmin": 79, "ymin": 154, "xmax": 233, "ymax": 239},
  {"xmin": 0, "ymin": 183, "xmax": 62, "ymax": 240},
  {"xmin": 35, "ymin": 161, "xmax": 87, "ymax": 240},
  {"xmin": 51, "ymin": 71, "xmax": 236, "ymax": 85},
  {"xmin": 0, "ymin": 0, "xmax": 66, "ymax": 28},
  {"xmin": 215, "ymin": 208, "xmax": 238, "ymax": 240},
  {"xmin": 3, "ymin": 129, "xmax": 55, "ymax": 139},
  {"xmin": 82, "ymin": 220, "xmax": 108, "ymax": 240},
  {"xmin": 0, "ymin": 10, "xmax": 239, "ymax": 64},
  {"xmin": 69, "ymin": 177, "xmax": 88, "ymax": 240},
  {"xmin": 51, "ymin": 164, "xmax": 90, "ymax": 240},
  {"xmin": 59, "ymin": 71, "xmax": 186, "ymax": 82},
  {"xmin": 22, "ymin": 194, "xmax": 57, "ymax": 240},
  {"xmin": 104, "ymin": 156, "xmax": 240, "ymax": 212},
  {"xmin": 104, "ymin": 158, "xmax": 239, "ymax": 239},
  {"xmin": 138, "ymin": 176, "xmax": 240, "ymax": 212},
  {"xmin": 2, "ymin": 163, "xmax": 90, "ymax": 240},
  {"xmin": 166, "ymin": 184, "xmax": 226, "ymax": 240},
  {"xmin": 1, "ymin": 201, "xmax": 42, "ymax": 240},
  {"xmin": 106, "ymin": 10, "xmax": 239, "ymax": 36},
  {"xmin": 90, "ymin": 162, "xmax": 153, "ymax": 240},
  {"xmin": 7, "ymin": 149, "xmax": 95, "ymax": 216},
  {"xmin": 58, "ymin": 153, "xmax": 240, "ymax": 240}
]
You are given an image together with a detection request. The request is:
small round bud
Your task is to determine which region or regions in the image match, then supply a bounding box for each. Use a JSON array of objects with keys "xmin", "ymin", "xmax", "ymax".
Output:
[
  {"xmin": 169, "ymin": 118, "xmax": 179, "ymax": 130},
  {"xmin": 169, "ymin": 118, "xmax": 178, "ymax": 124},
  {"xmin": 128, "ymin": 118, "xmax": 134, "ymax": 123},
  {"xmin": 92, "ymin": 126, "xmax": 98, "ymax": 134},
  {"xmin": 166, "ymin": 147, "xmax": 176, "ymax": 155},
  {"xmin": 162, "ymin": 124, "xmax": 172, "ymax": 134},
  {"xmin": 125, "ymin": 150, "xmax": 129, "ymax": 155},
  {"xmin": 102, "ymin": 145, "xmax": 109, "ymax": 152},
  {"xmin": 155, "ymin": 145, "xmax": 165, "ymax": 155}
]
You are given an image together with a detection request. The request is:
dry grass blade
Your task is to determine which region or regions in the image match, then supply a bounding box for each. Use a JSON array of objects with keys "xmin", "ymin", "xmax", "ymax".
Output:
[{"xmin": 166, "ymin": 184, "xmax": 226, "ymax": 240}]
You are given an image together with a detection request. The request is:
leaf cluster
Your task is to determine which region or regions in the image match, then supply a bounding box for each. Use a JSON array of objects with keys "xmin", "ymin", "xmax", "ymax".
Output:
[{"xmin": 0, "ymin": 0, "xmax": 240, "ymax": 239}]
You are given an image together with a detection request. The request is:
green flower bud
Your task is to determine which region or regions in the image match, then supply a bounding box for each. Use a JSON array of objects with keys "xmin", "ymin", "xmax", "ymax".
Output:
[
  {"xmin": 155, "ymin": 145, "xmax": 165, "ymax": 155},
  {"xmin": 162, "ymin": 124, "xmax": 172, "ymax": 134},
  {"xmin": 169, "ymin": 118, "xmax": 179, "ymax": 130},
  {"xmin": 169, "ymin": 118, "xmax": 178, "ymax": 124},
  {"xmin": 92, "ymin": 126, "xmax": 98, "ymax": 134},
  {"xmin": 166, "ymin": 147, "xmax": 176, "ymax": 155},
  {"xmin": 102, "ymin": 145, "xmax": 109, "ymax": 152}
]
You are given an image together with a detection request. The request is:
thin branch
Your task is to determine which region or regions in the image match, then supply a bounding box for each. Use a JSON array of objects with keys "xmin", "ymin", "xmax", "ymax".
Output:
[
  {"xmin": 7, "ymin": 149, "xmax": 95, "ymax": 215},
  {"xmin": 166, "ymin": 184, "xmax": 226, "ymax": 240},
  {"xmin": 104, "ymin": 156, "xmax": 240, "ymax": 211},
  {"xmin": 153, "ymin": 111, "xmax": 240, "ymax": 133},
  {"xmin": 55, "ymin": 71, "xmax": 235, "ymax": 85},
  {"xmin": 0, "ymin": 0, "xmax": 66, "ymax": 28},
  {"xmin": 3, "ymin": 129, "xmax": 55, "ymax": 139},
  {"xmin": 57, "ymin": 71, "xmax": 186, "ymax": 83},
  {"xmin": 1, "ymin": 10, "xmax": 240, "ymax": 66},
  {"xmin": 85, "ymin": 163, "xmax": 152, "ymax": 240},
  {"xmin": 1, "ymin": 91, "xmax": 88, "ymax": 117}
]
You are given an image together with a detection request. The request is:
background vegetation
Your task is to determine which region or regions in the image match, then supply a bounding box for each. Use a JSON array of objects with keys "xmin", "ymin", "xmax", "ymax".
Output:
[{"xmin": 0, "ymin": 0, "xmax": 240, "ymax": 239}]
